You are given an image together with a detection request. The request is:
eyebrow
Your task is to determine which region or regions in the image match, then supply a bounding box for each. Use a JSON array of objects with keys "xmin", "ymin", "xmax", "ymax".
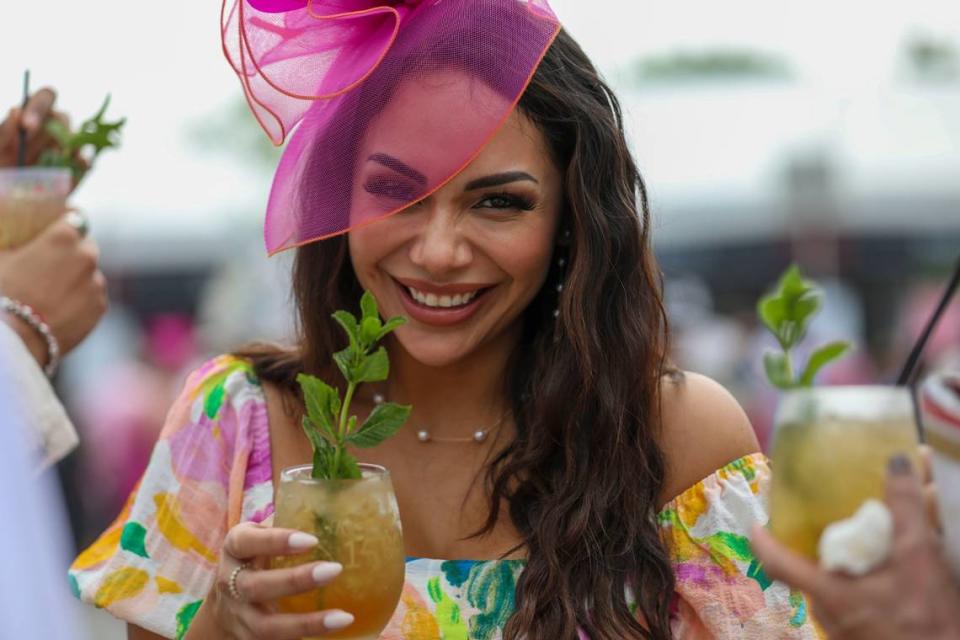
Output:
[
  {"xmin": 464, "ymin": 171, "xmax": 539, "ymax": 191},
  {"xmin": 367, "ymin": 153, "xmax": 427, "ymax": 185}
]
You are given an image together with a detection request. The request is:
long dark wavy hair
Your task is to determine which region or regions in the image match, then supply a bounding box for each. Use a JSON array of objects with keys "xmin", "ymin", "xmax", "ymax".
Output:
[{"xmin": 239, "ymin": 17, "xmax": 676, "ymax": 640}]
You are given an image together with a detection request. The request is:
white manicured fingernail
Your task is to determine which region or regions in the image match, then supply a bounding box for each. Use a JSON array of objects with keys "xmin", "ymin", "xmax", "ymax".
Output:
[
  {"xmin": 312, "ymin": 562, "xmax": 342, "ymax": 584},
  {"xmin": 324, "ymin": 610, "xmax": 354, "ymax": 630},
  {"xmin": 288, "ymin": 532, "xmax": 319, "ymax": 550}
]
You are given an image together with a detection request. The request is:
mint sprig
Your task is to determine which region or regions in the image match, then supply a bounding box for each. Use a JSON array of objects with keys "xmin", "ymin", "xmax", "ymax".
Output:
[
  {"xmin": 38, "ymin": 94, "xmax": 125, "ymax": 184},
  {"xmin": 296, "ymin": 291, "xmax": 411, "ymax": 480},
  {"xmin": 758, "ymin": 265, "xmax": 853, "ymax": 389}
]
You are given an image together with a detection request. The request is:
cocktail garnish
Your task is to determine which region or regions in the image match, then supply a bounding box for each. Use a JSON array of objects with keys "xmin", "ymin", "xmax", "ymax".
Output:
[
  {"xmin": 297, "ymin": 291, "xmax": 411, "ymax": 479},
  {"xmin": 38, "ymin": 94, "xmax": 125, "ymax": 185},
  {"xmin": 757, "ymin": 265, "xmax": 852, "ymax": 389}
]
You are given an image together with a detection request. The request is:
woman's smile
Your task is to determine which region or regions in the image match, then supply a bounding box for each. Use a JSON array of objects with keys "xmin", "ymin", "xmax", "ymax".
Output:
[{"xmin": 392, "ymin": 276, "xmax": 497, "ymax": 327}]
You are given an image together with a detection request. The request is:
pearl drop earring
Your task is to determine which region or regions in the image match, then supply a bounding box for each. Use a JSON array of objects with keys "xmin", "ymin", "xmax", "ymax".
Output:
[{"xmin": 553, "ymin": 231, "xmax": 570, "ymax": 323}]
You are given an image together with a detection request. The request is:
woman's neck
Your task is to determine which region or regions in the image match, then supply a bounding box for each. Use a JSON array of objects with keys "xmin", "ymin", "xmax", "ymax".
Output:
[{"xmin": 381, "ymin": 325, "xmax": 521, "ymax": 439}]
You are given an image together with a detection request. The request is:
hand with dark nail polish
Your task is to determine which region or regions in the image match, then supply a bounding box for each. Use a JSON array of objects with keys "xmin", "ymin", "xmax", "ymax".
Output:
[{"xmin": 751, "ymin": 457, "xmax": 960, "ymax": 639}]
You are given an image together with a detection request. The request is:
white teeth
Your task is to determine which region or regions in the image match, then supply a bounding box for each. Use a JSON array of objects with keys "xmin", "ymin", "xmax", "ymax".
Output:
[{"xmin": 407, "ymin": 286, "xmax": 481, "ymax": 308}]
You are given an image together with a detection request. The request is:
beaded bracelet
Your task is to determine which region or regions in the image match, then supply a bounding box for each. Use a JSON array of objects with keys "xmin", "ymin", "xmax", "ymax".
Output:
[{"xmin": 0, "ymin": 296, "xmax": 60, "ymax": 377}]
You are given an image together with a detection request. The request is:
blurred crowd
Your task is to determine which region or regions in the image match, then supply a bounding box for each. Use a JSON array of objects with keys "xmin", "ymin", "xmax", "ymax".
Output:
[{"xmin": 46, "ymin": 248, "xmax": 960, "ymax": 551}]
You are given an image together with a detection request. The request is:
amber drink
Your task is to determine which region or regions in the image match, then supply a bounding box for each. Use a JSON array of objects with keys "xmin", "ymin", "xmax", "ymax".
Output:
[
  {"xmin": 769, "ymin": 386, "xmax": 920, "ymax": 559},
  {"xmin": 271, "ymin": 463, "xmax": 404, "ymax": 639},
  {"xmin": 0, "ymin": 168, "xmax": 71, "ymax": 249}
]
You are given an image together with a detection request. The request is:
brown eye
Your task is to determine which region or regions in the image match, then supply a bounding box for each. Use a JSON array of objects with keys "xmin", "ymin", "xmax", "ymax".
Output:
[{"xmin": 476, "ymin": 193, "xmax": 535, "ymax": 211}]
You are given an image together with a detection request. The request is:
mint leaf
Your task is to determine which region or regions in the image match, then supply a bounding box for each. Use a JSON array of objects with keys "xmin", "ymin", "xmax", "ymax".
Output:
[
  {"xmin": 348, "ymin": 402, "xmax": 412, "ymax": 448},
  {"xmin": 763, "ymin": 351, "xmax": 794, "ymax": 390},
  {"xmin": 333, "ymin": 347, "xmax": 355, "ymax": 384},
  {"xmin": 799, "ymin": 341, "xmax": 853, "ymax": 387},
  {"xmin": 377, "ymin": 316, "xmax": 406, "ymax": 341},
  {"xmin": 360, "ymin": 316, "xmax": 382, "ymax": 346},
  {"xmin": 39, "ymin": 94, "xmax": 125, "ymax": 185},
  {"xmin": 757, "ymin": 265, "xmax": 851, "ymax": 389},
  {"xmin": 337, "ymin": 451, "xmax": 363, "ymax": 479},
  {"xmin": 758, "ymin": 265, "xmax": 822, "ymax": 350},
  {"xmin": 45, "ymin": 119, "xmax": 73, "ymax": 149},
  {"xmin": 332, "ymin": 311, "xmax": 360, "ymax": 351},
  {"xmin": 360, "ymin": 290, "xmax": 379, "ymax": 322},
  {"xmin": 354, "ymin": 346, "xmax": 389, "ymax": 383},
  {"xmin": 758, "ymin": 295, "xmax": 787, "ymax": 341},
  {"xmin": 300, "ymin": 290, "xmax": 410, "ymax": 479},
  {"xmin": 306, "ymin": 428, "xmax": 336, "ymax": 479},
  {"xmin": 297, "ymin": 374, "xmax": 340, "ymax": 437}
]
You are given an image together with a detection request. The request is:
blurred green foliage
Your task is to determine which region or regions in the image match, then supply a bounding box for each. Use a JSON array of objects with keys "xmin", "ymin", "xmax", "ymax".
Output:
[
  {"xmin": 186, "ymin": 95, "xmax": 282, "ymax": 171},
  {"xmin": 633, "ymin": 49, "xmax": 792, "ymax": 84}
]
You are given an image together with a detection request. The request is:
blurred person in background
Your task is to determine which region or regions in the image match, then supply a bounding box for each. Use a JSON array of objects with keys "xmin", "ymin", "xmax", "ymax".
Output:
[
  {"xmin": 897, "ymin": 282, "xmax": 960, "ymax": 377},
  {"xmin": 0, "ymin": 87, "xmax": 107, "ymax": 639},
  {"xmin": 76, "ymin": 313, "xmax": 200, "ymax": 525},
  {"xmin": 69, "ymin": 2, "xmax": 821, "ymax": 639},
  {"xmin": 0, "ymin": 87, "xmax": 108, "ymax": 467},
  {"xmin": 752, "ymin": 456, "xmax": 960, "ymax": 640}
]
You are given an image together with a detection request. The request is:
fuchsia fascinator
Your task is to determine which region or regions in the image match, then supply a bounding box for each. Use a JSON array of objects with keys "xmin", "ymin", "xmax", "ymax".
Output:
[{"xmin": 221, "ymin": 0, "xmax": 561, "ymax": 254}]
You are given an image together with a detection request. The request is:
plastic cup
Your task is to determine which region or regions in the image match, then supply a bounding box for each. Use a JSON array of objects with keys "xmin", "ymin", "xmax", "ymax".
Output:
[
  {"xmin": 768, "ymin": 386, "xmax": 920, "ymax": 559},
  {"xmin": 919, "ymin": 372, "xmax": 960, "ymax": 580},
  {"xmin": 0, "ymin": 167, "xmax": 71, "ymax": 249}
]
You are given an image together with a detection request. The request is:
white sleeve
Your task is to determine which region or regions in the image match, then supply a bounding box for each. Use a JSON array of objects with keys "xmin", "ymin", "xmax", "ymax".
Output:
[{"xmin": 0, "ymin": 321, "xmax": 78, "ymax": 469}]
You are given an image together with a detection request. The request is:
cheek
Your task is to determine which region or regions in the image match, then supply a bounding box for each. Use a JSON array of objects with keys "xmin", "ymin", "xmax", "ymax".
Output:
[
  {"xmin": 348, "ymin": 218, "xmax": 413, "ymax": 286},
  {"xmin": 489, "ymin": 225, "xmax": 556, "ymax": 291},
  {"xmin": 347, "ymin": 227, "xmax": 385, "ymax": 285}
]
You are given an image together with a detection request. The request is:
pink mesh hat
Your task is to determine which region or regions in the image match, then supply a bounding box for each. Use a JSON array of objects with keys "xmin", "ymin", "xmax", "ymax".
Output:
[{"xmin": 221, "ymin": 0, "xmax": 562, "ymax": 254}]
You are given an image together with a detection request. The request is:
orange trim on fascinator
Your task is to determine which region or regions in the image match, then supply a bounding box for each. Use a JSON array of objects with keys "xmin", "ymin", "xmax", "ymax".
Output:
[{"xmin": 220, "ymin": 0, "xmax": 561, "ymax": 254}]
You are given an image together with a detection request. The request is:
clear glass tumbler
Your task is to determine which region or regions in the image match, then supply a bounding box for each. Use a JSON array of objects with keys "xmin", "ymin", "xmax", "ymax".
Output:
[
  {"xmin": 769, "ymin": 386, "xmax": 920, "ymax": 559},
  {"xmin": 271, "ymin": 463, "xmax": 405, "ymax": 640}
]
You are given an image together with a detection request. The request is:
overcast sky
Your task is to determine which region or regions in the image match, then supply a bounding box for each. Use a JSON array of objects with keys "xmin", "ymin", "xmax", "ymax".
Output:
[{"xmin": 2, "ymin": 0, "xmax": 958, "ymax": 247}]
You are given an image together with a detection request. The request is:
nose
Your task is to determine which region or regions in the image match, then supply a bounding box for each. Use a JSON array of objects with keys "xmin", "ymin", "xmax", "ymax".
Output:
[{"xmin": 408, "ymin": 204, "xmax": 473, "ymax": 276}]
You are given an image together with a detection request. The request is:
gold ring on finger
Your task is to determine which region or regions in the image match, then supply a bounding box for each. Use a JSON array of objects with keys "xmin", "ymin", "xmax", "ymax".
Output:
[{"xmin": 228, "ymin": 562, "xmax": 251, "ymax": 602}]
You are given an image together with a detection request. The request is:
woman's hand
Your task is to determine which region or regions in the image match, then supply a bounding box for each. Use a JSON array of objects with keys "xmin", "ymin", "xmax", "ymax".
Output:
[
  {"xmin": 205, "ymin": 521, "xmax": 355, "ymax": 640},
  {"xmin": 0, "ymin": 220, "xmax": 107, "ymax": 364},
  {"xmin": 0, "ymin": 88, "xmax": 70, "ymax": 168},
  {"xmin": 0, "ymin": 219, "xmax": 107, "ymax": 364},
  {"xmin": 750, "ymin": 455, "xmax": 960, "ymax": 640}
]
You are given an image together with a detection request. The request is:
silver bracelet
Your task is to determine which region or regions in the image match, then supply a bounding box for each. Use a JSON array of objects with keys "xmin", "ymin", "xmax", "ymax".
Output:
[{"xmin": 0, "ymin": 296, "xmax": 60, "ymax": 377}]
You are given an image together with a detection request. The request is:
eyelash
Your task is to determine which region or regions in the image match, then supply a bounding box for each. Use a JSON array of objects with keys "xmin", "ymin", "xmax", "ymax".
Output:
[
  {"xmin": 363, "ymin": 178, "xmax": 535, "ymax": 213},
  {"xmin": 475, "ymin": 192, "xmax": 535, "ymax": 212}
]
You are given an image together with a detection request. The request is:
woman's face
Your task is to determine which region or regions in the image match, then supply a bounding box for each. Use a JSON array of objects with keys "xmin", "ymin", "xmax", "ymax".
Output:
[{"xmin": 348, "ymin": 73, "xmax": 564, "ymax": 368}]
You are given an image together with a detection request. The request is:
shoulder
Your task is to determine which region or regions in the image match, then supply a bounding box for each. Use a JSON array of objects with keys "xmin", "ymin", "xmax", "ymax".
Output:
[
  {"xmin": 657, "ymin": 371, "xmax": 760, "ymax": 506},
  {"xmin": 169, "ymin": 355, "xmax": 264, "ymax": 425}
]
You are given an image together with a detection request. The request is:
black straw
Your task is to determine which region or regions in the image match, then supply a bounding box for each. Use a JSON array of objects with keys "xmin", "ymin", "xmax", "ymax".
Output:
[
  {"xmin": 897, "ymin": 254, "xmax": 960, "ymax": 386},
  {"xmin": 16, "ymin": 70, "xmax": 30, "ymax": 167}
]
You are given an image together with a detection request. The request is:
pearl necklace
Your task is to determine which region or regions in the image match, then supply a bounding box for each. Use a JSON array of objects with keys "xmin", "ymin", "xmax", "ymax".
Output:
[{"xmin": 372, "ymin": 393, "xmax": 505, "ymax": 444}]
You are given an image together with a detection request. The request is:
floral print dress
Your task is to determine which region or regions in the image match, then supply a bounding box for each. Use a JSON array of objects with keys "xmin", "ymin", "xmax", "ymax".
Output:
[{"xmin": 70, "ymin": 356, "xmax": 823, "ymax": 639}]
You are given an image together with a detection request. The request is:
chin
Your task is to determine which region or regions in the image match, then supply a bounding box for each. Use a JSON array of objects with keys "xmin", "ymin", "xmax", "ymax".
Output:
[{"xmin": 390, "ymin": 329, "xmax": 476, "ymax": 369}]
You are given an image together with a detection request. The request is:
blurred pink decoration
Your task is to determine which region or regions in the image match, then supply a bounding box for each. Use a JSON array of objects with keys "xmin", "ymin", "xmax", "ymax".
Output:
[
  {"xmin": 904, "ymin": 284, "xmax": 960, "ymax": 362},
  {"xmin": 145, "ymin": 314, "xmax": 198, "ymax": 371}
]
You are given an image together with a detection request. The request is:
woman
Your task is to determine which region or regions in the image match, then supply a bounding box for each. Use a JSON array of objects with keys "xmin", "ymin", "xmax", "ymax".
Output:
[{"xmin": 70, "ymin": 1, "xmax": 821, "ymax": 638}]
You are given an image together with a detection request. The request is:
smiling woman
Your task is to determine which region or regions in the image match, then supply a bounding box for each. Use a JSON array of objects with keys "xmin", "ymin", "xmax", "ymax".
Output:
[{"xmin": 69, "ymin": 1, "xmax": 822, "ymax": 639}]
